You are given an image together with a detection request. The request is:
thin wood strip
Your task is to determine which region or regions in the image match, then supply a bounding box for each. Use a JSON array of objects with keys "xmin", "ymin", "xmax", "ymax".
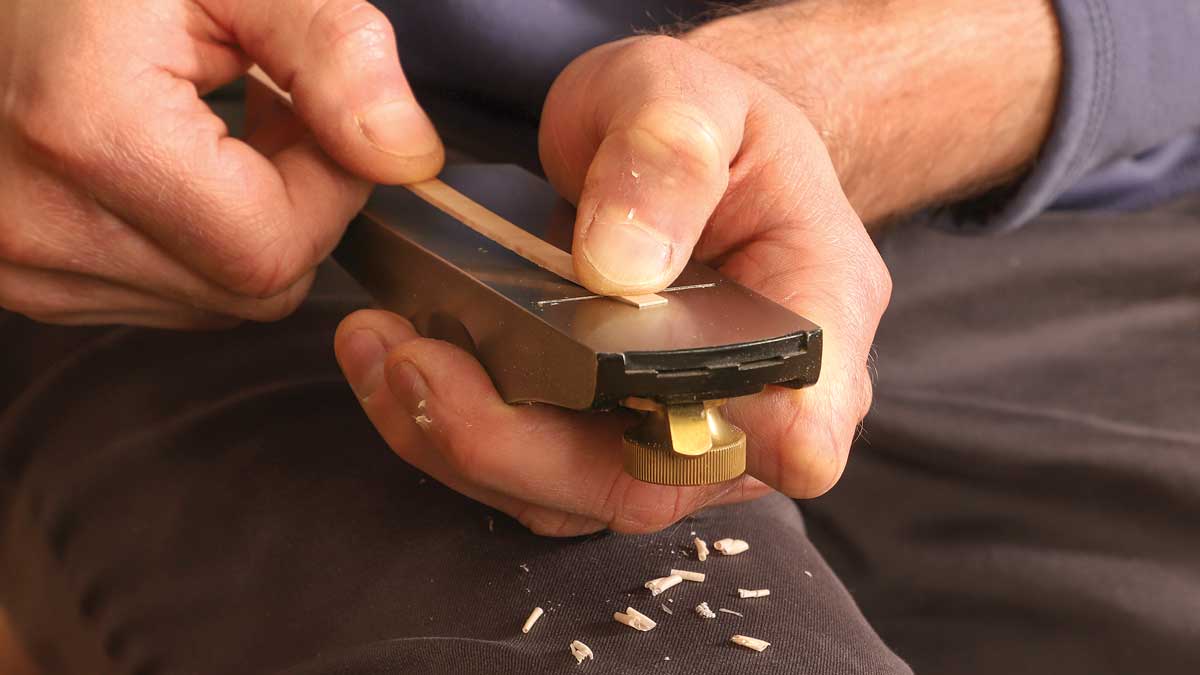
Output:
[
  {"xmin": 406, "ymin": 180, "xmax": 665, "ymax": 309},
  {"xmin": 247, "ymin": 65, "xmax": 290, "ymax": 103},
  {"xmin": 245, "ymin": 65, "xmax": 667, "ymax": 309}
]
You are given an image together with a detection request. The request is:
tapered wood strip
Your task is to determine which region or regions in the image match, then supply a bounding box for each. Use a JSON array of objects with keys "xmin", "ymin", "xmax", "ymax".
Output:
[
  {"xmin": 247, "ymin": 65, "xmax": 291, "ymax": 103},
  {"xmin": 245, "ymin": 65, "xmax": 666, "ymax": 310},
  {"xmin": 406, "ymin": 180, "xmax": 666, "ymax": 309}
]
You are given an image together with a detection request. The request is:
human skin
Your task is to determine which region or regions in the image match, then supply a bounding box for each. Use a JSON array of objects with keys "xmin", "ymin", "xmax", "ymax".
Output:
[
  {"xmin": 0, "ymin": 0, "xmax": 443, "ymax": 328},
  {"xmin": 334, "ymin": 0, "xmax": 1061, "ymax": 536},
  {"xmin": 0, "ymin": 1, "xmax": 1058, "ymax": 535},
  {"xmin": 336, "ymin": 35, "xmax": 890, "ymax": 535},
  {"xmin": 683, "ymin": 0, "xmax": 1062, "ymax": 225}
]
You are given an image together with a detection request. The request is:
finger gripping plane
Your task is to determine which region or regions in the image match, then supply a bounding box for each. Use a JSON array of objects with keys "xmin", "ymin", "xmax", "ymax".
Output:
[{"xmin": 334, "ymin": 164, "xmax": 822, "ymax": 486}]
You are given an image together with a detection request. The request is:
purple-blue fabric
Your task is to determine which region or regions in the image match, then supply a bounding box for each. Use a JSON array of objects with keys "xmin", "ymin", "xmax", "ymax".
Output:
[{"xmin": 374, "ymin": 0, "xmax": 1200, "ymax": 229}]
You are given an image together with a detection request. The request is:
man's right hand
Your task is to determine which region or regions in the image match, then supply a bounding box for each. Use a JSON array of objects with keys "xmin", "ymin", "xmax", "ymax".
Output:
[{"xmin": 0, "ymin": 0, "xmax": 443, "ymax": 328}]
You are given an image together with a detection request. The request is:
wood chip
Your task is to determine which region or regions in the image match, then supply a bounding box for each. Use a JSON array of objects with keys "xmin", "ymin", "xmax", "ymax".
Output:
[
  {"xmin": 695, "ymin": 602, "xmax": 717, "ymax": 619},
  {"xmin": 413, "ymin": 404, "xmax": 433, "ymax": 429},
  {"xmin": 570, "ymin": 640, "xmax": 594, "ymax": 664},
  {"xmin": 737, "ymin": 588, "xmax": 770, "ymax": 598},
  {"xmin": 731, "ymin": 635, "xmax": 771, "ymax": 652},
  {"xmin": 522, "ymin": 607, "xmax": 544, "ymax": 634},
  {"xmin": 670, "ymin": 569, "xmax": 705, "ymax": 583},
  {"xmin": 694, "ymin": 537, "xmax": 709, "ymax": 561},
  {"xmin": 804, "ymin": 570, "xmax": 813, "ymax": 578},
  {"xmin": 645, "ymin": 574, "xmax": 683, "ymax": 596},
  {"xmin": 712, "ymin": 538, "xmax": 749, "ymax": 556},
  {"xmin": 660, "ymin": 604, "xmax": 674, "ymax": 615},
  {"xmin": 613, "ymin": 606, "xmax": 657, "ymax": 632},
  {"xmin": 718, "ymin": 608, "xmax": 744, "ymax": 617}
]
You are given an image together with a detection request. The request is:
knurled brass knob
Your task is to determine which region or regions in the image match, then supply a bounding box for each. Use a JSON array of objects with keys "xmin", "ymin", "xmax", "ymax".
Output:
[{"xmin": 621, "ymin": 399, "xmax": 747, "ymax": 486}]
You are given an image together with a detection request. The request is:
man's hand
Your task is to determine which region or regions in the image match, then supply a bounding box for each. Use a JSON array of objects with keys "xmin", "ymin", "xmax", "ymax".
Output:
[
  {"xmin": 0, "ymin": 0, "xmax": 443, "ymax": 328},
  {"xmin": 335, "ymin": 36, "xmax": 891, "ymax": 536}
]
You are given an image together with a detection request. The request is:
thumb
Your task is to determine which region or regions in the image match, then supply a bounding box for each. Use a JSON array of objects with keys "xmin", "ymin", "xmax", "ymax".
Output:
[
  {"xmin": 205, "ymin": 0, "xmax": 443, "ymax": 184},
  {"xmin": 539, "ymin": 37, "xmax": 748, "ymax": 295}
]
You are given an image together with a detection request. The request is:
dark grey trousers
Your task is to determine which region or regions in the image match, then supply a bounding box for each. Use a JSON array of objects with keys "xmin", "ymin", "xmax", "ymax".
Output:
[{"xmin": 2, "ymin": 192, "xmax": 1198, "ymax": 674}]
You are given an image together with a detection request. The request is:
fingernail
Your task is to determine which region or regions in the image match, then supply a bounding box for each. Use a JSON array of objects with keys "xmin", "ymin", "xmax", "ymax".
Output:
[
  {"xmin": 581, "ymin": 216, "xmax": 673, "ymax": 288},
  {"xmin": 356, "ymin": 101, "xmax": 440, "ymax": 158},
  {"xmin": 342, "ymin": 329, "xmax": 387, "ymax": 400},
  {"xmin": 388, "ymin": 359, "xmax": 431, "ymax": 422}
]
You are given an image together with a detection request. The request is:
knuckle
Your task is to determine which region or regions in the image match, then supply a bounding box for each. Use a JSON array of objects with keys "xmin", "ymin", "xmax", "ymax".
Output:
[
  {"xmin": 853, "ymin": 371, "xmax": 876, "ymax": 424},
  {"xmin": 780, "ymin": 447, "xmax": 843, "ymax": 499},
  {"xmin": 605, "ymin": 480, "xmax": 686, "ymax": 534},
  {"xmin": 775, "ymin": 405, "xmax": 847, "ymax": 499},
  {"xmin": 615, "ymin": 510, "xmax": 680, "ymax": 535},
  {"xmin": 0, "ymin": 278, "xmax": 57, "ymax": 318},
  {"xmin": 624, "ymin": 34, "xmax": 688, "ymax": 64},
  {"xmin": 0, "ymin": 226, "xmax": 40, "ymax": 268},
  {"xmin": 228, "ymin": 272, "xmax": 313, "ymax": 322},
  {"xmin": 310, "ymin": 0, "xmax": 396, "ymax": 58},
  {"xmin": 623, "ymin": 102, "xmax": 726, "ymax": 185},
  {"xmin": 217, "ymin": 250, "xmax": 290, "ymax": 299},
  {"xmin": 210, "ymin": 225, "xmax": 312, "ymax": 300},
  {"xmin": 864, "ymin": 250, "xmax": 893, "ymax": 311},
  {"xmin": 236, "ymin": 291, "xmax": 302, "ymax": 323},
  {"xmin": 520, "ymin": 509, "xmax": 586, "ymax": 538}
]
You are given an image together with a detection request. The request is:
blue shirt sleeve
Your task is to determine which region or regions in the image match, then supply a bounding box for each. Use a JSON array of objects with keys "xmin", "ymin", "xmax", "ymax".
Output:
[{"xmin": 935, "ymin": 0, "xmax": 1200, "ymax": 231}]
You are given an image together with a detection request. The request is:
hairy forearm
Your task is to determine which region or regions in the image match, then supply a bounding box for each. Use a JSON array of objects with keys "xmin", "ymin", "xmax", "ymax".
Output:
[{"xmin": 683, "ymin": 0, "xmax": 1062, "ymax": 225}]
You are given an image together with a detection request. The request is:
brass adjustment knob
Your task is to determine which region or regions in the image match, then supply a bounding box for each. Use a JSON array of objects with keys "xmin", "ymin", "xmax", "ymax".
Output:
[{"xmin": 621, "ymin": 398, "xmax": 747, "ymax": 486}]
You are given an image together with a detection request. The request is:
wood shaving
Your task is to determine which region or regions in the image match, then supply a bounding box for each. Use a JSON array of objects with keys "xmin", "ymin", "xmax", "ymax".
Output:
[
  {"xmin": 731, "ymin": 635, "xmax": 770, "ymax": 652},
  {"xmin": 570, "ymin": 640, "xmax": 594, "ymax": 664},
  {"xmin": 522, "ymin": 607, "xmax": 543, "ymax": 634},
  {"xmin": 519, "ymin": 563, "xmax": 531, "ymax": 573},
  {"xmin": 695, "ymin": 602, "xmax": 716, "ymax": 619},
  {"xmin": 694, "ymin": 537, "xmax": 709, "ymax": 561},
  {"xmin": 804, "ymin": 570, "xmax": 813, "ymax": 578},
  {"xmin": 413, "ymin": 400, "xmax": 432, "ymax": 429},
  {"xmin": 670, "ymin": 569, "xmax": 705, "ymax": 583},
  {"xmin": 660, "ymin": 603, "xmax": 674, "ymax": 615},
  {"xmin": 737, "ymin": 588, "xmax": 770, "ymax": 598},
  {"xmin": 645, "ymin": 574, "xmax": 683, "ymax": 596},
  {"xmin": 613, "ymin": 606, "xmax": 657, "ymax": 632},
  {"xmin": 718, "ymin": 608, "xmax": 744, "ymax": 617},
  {"xmin": 712, "ymin": 538, "xmax": 749, "ymax": 556}
]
